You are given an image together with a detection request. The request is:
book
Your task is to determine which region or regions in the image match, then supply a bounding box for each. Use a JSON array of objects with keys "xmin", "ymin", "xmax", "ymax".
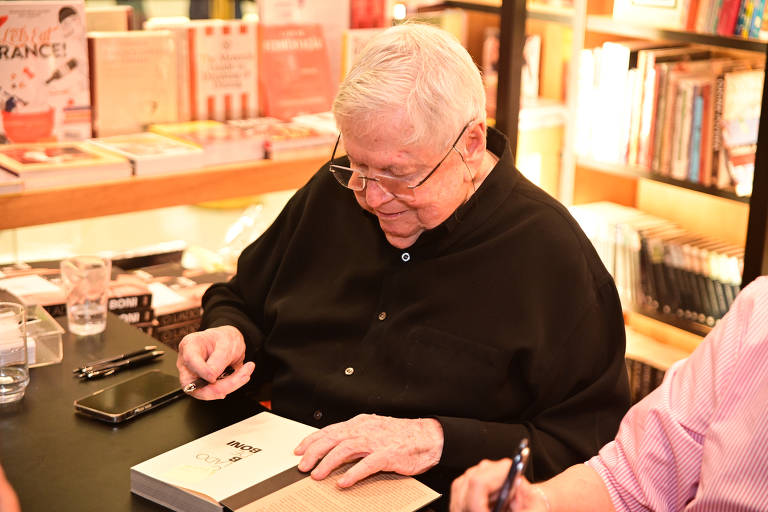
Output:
[
  {"xmin": 84, "ymin": 5, "xmax": 133, "ymax": 31},
  {"xmin": 152, "ymin": 317, "xmax": 201, "ymax": 350},
  {"xmin": 86, "ymin": 132, "xmax": 204, "ymax": 177},
  {"xmin": 187, "ymin": 19, "xmax": 259, "ymax": 122},
  {"xmin": 612, "ymin": 0, "xmax": 688, "ymax": 29},
  {"xmin": 0, "ymin": 169, "xmax": 22, "ymax": 195},
  {"xmin": 0, "ymin": 142, "xmax": 131, "ymax": 190},
  {"xmin": 149, "ymin": 120, "xmax": 266, "ymax": 166},
  {"xmin": 88, "ymin": 30, "xmax": 179, "ymax": 137},
  {"xmin": 0, "ymin": 0, "xmax": 91, "ymax": 143},
  {"xmin": 262, "ymin": 120, "xmax": 338, "ymax": 160},
  {"xmin": 258, "ymin": 24, "xmax": 334, "ymax": 121},
  {"xmin": 130, "ymin": 411, "xmax": 440, "ymax": 512},
  {"xmin": 339, "ymin": 27, "xmax": 385, "ymax": 80},
  {"xmin": 143, "ymin": 16, "xmax": 193, "ymax": 123}
]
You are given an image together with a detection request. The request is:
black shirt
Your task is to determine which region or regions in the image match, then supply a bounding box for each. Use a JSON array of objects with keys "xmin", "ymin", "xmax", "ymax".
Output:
[{"xmin": 202, "ymin": 127, "xmax": 630, "ymax": 499}]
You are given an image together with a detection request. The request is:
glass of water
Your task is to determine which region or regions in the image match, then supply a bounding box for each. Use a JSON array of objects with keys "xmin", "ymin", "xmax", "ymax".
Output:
[
  {"xmin": 0, "ymin": 302, "xmax": 29, "ymax": 404},
  {"xmin": 60, "ymin": 256, "xmax": 112, "ymax": 336}
]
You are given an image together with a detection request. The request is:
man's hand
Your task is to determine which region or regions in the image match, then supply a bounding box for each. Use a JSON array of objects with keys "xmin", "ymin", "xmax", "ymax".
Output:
[
  {"xmin": 176, "ymin": 325, "xmax": 254, "ymax": 400},
  {"xmin": 0, "ymin": 463, "xmax": 20, "ymax": 512},
  {"xmin": 293, "ymin": 414, "xmax": 444, "ymax": 488},
  {"xmin": 451, "ymin": 459, "xmax": 551, "ymax": 512}
]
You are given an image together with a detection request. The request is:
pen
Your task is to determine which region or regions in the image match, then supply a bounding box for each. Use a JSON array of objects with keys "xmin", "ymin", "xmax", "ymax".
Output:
[
  {"xmin": 73, "ymin": 345, "xmax": 158, "ymax": 374},
  {"xmin": 492, "ymin": 438, "xmax": 530, "ymax": 512},
  {"xmin": 183, "ymin": 366, "xmax": 236, "ymax": 393},
  {"xmin": 78, "ymin": 350, "xmax": 165, "ymax": 380}
]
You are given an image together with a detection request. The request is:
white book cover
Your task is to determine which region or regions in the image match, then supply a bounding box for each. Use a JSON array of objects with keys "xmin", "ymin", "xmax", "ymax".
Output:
[
  {"xmin": 86, "ymin": 132, "xmax": 203, "ymax": 177},
  {"xmin": 187, "ymin": 19, "xmax": 258, "ymax": 122},
  {"xmin": 131, "ymin": 411, "xmax": 440, "ymax": 512},
  {"xmin": 89, "ymin": 30, "xmax": 179, "ymax": 137},
  {"xmin": 144, "ymin": 16, "xmax": 192, "ymax": 122},
  {"xmin": 0, "ymin": 0, "xmax": 91, "ymax": 143}
]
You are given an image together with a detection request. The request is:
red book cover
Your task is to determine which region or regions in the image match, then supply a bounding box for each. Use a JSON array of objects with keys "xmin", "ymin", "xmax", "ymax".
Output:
[
  {"xmin": 717, "ymin": 0, "xmax": 743, "ymax": 35},
  {"xmin": 258, "ymin": 24, "xmax": 333, "ymax": 121}
]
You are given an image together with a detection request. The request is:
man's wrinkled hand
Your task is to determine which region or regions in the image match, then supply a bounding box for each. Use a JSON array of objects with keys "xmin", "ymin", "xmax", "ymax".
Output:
[{"xmin": 293, "ymin": 414, "xmax": 444, "ymax": 488}]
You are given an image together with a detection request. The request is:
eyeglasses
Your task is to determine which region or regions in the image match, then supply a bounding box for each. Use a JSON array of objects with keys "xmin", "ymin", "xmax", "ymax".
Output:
[{"xmin": 328, "ymin": 122, "xmax": 470, "ymax": 198}]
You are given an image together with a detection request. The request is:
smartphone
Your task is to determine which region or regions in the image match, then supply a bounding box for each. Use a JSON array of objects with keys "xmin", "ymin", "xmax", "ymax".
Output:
[
  {"xmin": 74, "ymin": 370, "xmax": 185, "ymax": 423},
  {"xmin": 492, "ymin": 437, "xmax": 530, "ymax": 512}
]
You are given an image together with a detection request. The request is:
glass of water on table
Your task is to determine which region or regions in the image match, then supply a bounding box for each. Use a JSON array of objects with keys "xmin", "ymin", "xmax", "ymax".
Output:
[
  {"xmin": 60, "ymin": 256, "xmax": 111, "ymax": 336},
  {"xmin": 0, "ymin": 302, "xmax": 29, "ymax": 403}
]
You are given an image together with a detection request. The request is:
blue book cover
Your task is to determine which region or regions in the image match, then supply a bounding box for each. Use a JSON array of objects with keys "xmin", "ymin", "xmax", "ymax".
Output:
[
  {"xmin": 749, "ymin": 0, "xmax": 766, "ymax": 36},
  {"xmin": 689, "ymin": 93, "xmax": 704, "ymax": 183}
]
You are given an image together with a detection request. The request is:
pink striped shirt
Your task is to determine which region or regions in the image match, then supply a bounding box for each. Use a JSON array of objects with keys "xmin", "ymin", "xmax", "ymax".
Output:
[{"xmin": 588, "ymin": 276, "xmax": 768, "ymax": 511}]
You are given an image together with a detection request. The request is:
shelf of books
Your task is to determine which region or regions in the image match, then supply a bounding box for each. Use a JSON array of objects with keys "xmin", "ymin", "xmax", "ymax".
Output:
[{"xmin": 0, "ymin": 156, "xmax": 325, "ymax": 230}]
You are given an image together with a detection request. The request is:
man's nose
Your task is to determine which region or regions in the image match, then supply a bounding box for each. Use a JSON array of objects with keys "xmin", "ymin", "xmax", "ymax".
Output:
[{"xmin": 365, "ymin": 179, "xmax": 393, "ymax": 207}]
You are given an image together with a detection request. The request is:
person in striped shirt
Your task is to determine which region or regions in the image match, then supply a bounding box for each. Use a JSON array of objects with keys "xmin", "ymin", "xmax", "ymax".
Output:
[{"xmin": 451, "ymin": 275, "xmax": 768, "ymax": 512}]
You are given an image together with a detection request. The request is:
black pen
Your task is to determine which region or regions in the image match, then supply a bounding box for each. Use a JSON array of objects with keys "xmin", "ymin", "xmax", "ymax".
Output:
[
  {"xmin": 183, "ymin": 366, "xmax": 236, "ymax": 393},
  {"xmin": 73, "ymin": 345, "xmax": 157, "ymax": 374},
  {"xmin": 79, "ymin": 350, "xmax": 165, "ymax": 380},
  {"xmin": 492, "ymin": 438, "xmax": 530, "ymax": 512}
]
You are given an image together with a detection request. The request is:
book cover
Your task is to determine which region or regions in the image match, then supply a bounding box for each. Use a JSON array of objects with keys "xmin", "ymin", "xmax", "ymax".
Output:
[
  {"xmin": 130, "ymin": 411, "xmax": 440, "ymax": 512},
  {"xmin": 88, "ymin": 30, "xmax": 179, "ymax": 137},
  {"xmin": 86, "ymin": 132, "xmax": 204, "ymax": 177},
  {"xmin": 612, "ymin": 0, "xmax": 688, "ymax": 29},
  {"xmin": 339, "ymin": 27, "xmax": 384, "ymax": 80},
  {"xmin": 187, "ymin": 19, "xmax": 258, "ymax": 122},
  {"xmin": 84, "ymin": 5, "xmax": 132, "ymax": 31},
  {"xmin": 258, "ymin": 24, "xmax": 334, "ymax": 121},
  {"xmin": 0, "ymin": 141, "xmax": 131, "ymax": 190},
  {"xmin": 149, "ymin": 120, "xmax": 266, "ymax": 166},
  {"xmin": 143, "ymin": 16, "xmax": 193, "ymax": 123},
  {"xmin": 0, "ymin": 168, "xmax": 22, "ymax": 195},
  {"xmin": 0, "ymin": 0, "xmax": 91, "ymax": 143}
]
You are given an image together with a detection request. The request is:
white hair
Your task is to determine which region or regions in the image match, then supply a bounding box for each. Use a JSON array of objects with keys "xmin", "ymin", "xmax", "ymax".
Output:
[{"xmin": 333, "ymin": 22, "xmax": 486, "ymax": 151}]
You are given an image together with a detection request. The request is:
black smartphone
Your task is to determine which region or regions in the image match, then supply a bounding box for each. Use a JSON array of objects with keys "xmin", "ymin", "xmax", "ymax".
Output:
[
  {"xmin": 492, "ymin": 437, "xmax": 530, "ymax": 512},
  {"xmin": 74, "ymin": 370, "xmax": 185, "ymax": 423}
]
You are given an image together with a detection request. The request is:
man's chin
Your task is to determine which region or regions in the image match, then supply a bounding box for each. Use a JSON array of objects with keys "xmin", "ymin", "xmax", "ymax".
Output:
[{"xmin": 381, "ymin": 228, "xmax": 421, "ymax": 249}]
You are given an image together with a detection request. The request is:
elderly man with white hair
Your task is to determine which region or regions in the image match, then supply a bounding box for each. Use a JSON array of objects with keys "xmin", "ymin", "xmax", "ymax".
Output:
[{"xmin": 176, "ymin": 22, "xmax": 630, "ymax": 509}]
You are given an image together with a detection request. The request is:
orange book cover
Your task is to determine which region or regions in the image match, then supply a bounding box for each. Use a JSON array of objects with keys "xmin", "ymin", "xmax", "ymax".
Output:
[{"xmin": 258, "ymin": 24, "xmax": 334, "ymax": 121}]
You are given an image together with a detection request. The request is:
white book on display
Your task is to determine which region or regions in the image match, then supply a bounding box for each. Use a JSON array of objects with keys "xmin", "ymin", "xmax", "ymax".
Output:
[
  {"xmin": 86, "ymin": 132, "xmax": 203, "ymax": 177},
  {"xmin": 130, "ymin": 411, "xmax": 440, "ymax": 512}
]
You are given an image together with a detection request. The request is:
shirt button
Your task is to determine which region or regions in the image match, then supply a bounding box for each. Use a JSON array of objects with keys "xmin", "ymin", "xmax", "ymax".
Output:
[
  {"xmin": 313, "ymin": 410, "xmax": 323, "ymax": 420},
  {"xmin": 401, "ymin": 252, "xmax": 410, "ymax": 262},
  {"xmin": 378, "ymin": 311, "xmax": 387, "ymax": 321},
  {"xmin": 344, "ymin": 367, "xmax": 354, "ymax": 376}
]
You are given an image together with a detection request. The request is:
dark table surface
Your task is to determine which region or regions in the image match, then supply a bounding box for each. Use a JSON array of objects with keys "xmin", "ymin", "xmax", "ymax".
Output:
[{"xmin": 0, "ymin": 314, "xmax": 259, "ymax": 511}]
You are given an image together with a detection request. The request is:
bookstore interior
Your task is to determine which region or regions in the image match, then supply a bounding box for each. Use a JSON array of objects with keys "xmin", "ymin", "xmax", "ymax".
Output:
[{"xmin": 1, "ymin": 0, "xmax": 768, "ymax": 507}]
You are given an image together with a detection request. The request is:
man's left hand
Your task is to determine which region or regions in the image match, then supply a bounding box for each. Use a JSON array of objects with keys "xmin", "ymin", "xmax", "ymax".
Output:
[{"xmin": 294, "ymin": 414, "xmax": 444, "ymax": 488}]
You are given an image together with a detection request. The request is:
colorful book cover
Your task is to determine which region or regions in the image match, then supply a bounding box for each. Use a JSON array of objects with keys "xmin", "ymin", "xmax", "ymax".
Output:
[
  {"xmin": 0, "ymin": 141, "xmax": 131, "ymax": 189},
  {"xmin": 187, "ymin": 19, "xmax": 258, "ymax": 122},
  {"xmin": 88, "ymin": 30, "xmax": 179, "ymax": 137},
  {"xmin": 86, "ymin": 132, "xmax": 204, "ymax": 177},
  {"xmin": 0, "ymin": 0, "xmax": 91, "ymax": 143},
  {"xmin": 258, "ymin": 24, "xmax": 334, "ymax": 121},
  {"xmin": 149, "ymin": 120, "xmax": 266, "ymax": 166},
  {"xmin": 143, "ymin": 17, "xmax": 192, "ymax": 122}
]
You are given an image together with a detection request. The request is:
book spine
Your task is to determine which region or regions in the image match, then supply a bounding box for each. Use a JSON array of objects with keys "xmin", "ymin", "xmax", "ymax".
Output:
[
  {"xmin": 688, "ymin": 90, "xmax": 704, "ymax": 182},
  {"xmin": 108, "ymin": 293, "xmax": 152, "ymax": 311},
  {"xmin": 155, "ymin": 307, "xmax": 202, "ymax": 327},
  {"xmin": 749, "ymin": 0, "xmax": 766, "ymax": 36},
  {"xmin": 153, "ymin": 318, "xmax": 201, "ymax": 349},
  {"xmin": 115, "ymin": 307, "xmax": 154, "ymax": 324}
]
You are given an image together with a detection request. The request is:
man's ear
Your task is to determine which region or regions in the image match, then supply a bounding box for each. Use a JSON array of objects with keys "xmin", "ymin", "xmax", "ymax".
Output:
[{"xmin": 462, "ymin": 120, "xmax": 487, "ymax": 165}]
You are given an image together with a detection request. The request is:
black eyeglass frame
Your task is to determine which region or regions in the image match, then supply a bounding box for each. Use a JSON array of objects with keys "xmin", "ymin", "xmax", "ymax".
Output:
[{"xmin": 328, "ymin": 122, "xmax": 472, "ymax": 194}]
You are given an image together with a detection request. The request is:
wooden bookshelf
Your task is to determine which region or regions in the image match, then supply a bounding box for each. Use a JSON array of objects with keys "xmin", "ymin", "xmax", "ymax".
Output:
[{"xmin": 0, "ymin": 156, "xmax": 325, "ymax": 230}]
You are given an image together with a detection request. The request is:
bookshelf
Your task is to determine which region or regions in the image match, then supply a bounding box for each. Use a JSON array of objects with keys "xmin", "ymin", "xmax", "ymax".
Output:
[
  {"xmin": 493, "ymin": 0, "xmax": 768, "ymax": 351},
  {"xmin": 0, "ymin": 157, "xmax": 324, "ymax": 230}
]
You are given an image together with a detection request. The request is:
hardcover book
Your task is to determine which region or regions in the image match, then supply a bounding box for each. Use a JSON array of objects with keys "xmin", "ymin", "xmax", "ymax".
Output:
[
  {"xmin": 88, "ymin": 30, "xmax": 179, "ymax": 137},
  {"xmin": 130, "ymin": 411, "xmax": 440, "ymax": 512},
  {"xmin": 0, "ymin": 0, "xmax": 92, "ymax": 143},
  {"xmin": 143, "ymin": 17, "xmax": 193, "ymax": 123},
  {"xmin": 0, "ymin": 142, "xmax": 131, "ymax": 190},
  {"xmin": 258, "ymin": 24, "xmax": 334, "ymax": 120},
  {"xmin": 263, "ymin": 120, "xmax": 338, "ymax": 160},
  {"xmin": 84, "ymin": 5, "xmax": 133, "ymax": 31},
  {"xmin": 149, "ymin": 120, "xmax": 266, "ymax": 166},
  {"xmin": 187, "ymin": 19, "xmax": 259, "ymax": 122},
  {"xmin": 86, "ymin": 132, "xmax": 203, "ymax": 177}
]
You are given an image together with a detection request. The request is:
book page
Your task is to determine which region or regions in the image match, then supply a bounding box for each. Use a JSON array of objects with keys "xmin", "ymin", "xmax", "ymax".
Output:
[{"xmin": 232, "ymin": 465, "xmax": 440, "ymax": 512}]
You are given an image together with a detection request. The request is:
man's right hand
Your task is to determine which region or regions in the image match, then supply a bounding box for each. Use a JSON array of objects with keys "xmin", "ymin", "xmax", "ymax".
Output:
[{"xmin": 176, "ymin": 325, "xmax": 254, "ymax": 400}]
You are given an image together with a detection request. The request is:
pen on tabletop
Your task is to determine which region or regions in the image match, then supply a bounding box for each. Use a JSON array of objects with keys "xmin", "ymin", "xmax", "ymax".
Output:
[
  {"xmin": 73, "ymin": 345, "xmax": 158, "ymax": 374},
  {"xmin": 183, "ymin": 366, "xmax": 236, "ymax": 393},
  {"xmin": 79, "ymin": 350, "xmax": 165, "ymax": 380}
]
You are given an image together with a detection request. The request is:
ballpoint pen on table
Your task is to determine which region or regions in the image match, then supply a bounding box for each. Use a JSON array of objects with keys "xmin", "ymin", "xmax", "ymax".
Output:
[
  {"xmin": 73, "ymin": 345, "xmax": 158, "ymax": 374},
  {"xmin": 79, "ymin": 350, "xmax": 165, "ymax": 380},
  {"xmin": 183, "ymin": 366, "xmax": 236, "ymax": 393}
]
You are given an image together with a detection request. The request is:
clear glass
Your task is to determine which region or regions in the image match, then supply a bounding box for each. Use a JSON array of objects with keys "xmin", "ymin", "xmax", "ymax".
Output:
[
  {"xmin": 0, "ymin": 302, "xmax": 29, "ymax": 404},
  {"xmin": 60, "ymin": 256, "xmax": 112, "ymax": 336}
]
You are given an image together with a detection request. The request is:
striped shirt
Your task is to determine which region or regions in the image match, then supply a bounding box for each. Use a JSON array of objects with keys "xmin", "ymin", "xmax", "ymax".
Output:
[{"xmin": 588, "ymin": 276, "xmax": 768, "ymax": 511}]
